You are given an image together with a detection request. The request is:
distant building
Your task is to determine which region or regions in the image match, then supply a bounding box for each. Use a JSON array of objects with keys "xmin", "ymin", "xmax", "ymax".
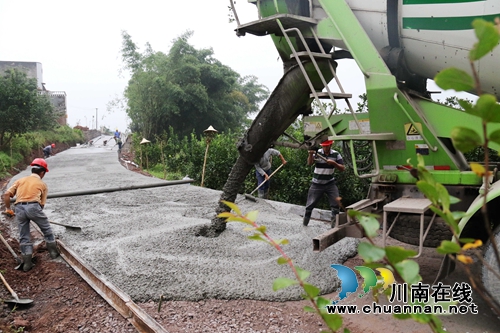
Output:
[
  {"xmin": 0, "ymin": 61, "xmax": 43, "ymax": 89},
  {"xmin": 43, "ymin": 90, "xmax": 67, "ymax": 125},
  {"xmin": 0, "ymin": 61, "xmax": 67, "ymax": 125}
]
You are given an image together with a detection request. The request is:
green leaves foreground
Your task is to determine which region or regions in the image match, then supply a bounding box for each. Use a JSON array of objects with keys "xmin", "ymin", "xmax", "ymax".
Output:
[{"xmin": 218, "ymin": 200, "xmax": 345, "ymax": 332}]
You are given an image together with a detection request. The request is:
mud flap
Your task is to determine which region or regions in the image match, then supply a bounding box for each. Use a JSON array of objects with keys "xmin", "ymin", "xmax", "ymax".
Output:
[{"xmin": 432, "ymin": 253, "xmax": 456, "ymax": 284}]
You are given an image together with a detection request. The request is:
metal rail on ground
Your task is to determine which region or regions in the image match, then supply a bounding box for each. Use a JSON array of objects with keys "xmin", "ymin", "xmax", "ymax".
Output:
[
  {"xmin": 57, "ymin": 239, "xmax": 169, "ymax": 333},
  {"xmin": 22, "ymin": 221, "xmax": 169, "ymax": 332}
]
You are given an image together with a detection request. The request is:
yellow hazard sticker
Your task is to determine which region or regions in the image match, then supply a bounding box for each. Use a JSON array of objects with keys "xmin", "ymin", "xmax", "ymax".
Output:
[
  {"xmin": 304, "ymin": 121, "xmax": 322, "ymax": 132},
  {"xmin": 404, "ymin": 123, "xmax": 422, "ymax": 141}
]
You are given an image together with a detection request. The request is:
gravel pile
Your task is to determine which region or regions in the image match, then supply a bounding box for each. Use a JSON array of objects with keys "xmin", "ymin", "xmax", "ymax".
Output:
[{"xmin": 7, "ymin": 139, "xmax": 358, "ymax": 303}]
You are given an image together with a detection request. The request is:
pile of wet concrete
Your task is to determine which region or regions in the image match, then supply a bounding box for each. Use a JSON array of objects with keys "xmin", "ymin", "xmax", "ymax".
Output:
[{"xmin": 6, "ymin": 139, "xmax": 358, "ymax": 302}]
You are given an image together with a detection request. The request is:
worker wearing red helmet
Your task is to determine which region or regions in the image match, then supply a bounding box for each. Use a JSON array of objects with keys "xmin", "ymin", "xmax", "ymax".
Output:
[
  {"xmin": 43, "ymin": 143, "xmax": 55, "ymax": 159},
  {"xmin": 2, "ymin": 158, "xmax": 59, "ymax": 271}
]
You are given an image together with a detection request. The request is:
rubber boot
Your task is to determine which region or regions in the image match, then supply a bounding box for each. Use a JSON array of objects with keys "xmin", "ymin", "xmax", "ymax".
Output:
[
  {"xmin": 331, "ymin": 208, "xmax": 340, "ymax": 228},
  {"xmin": 46, "ymin": 241, "xmax": 60, "ymax": 259},
  {"xmin": 303, "ymin": 212, "xmax": 311, "ymax": 226},
  {"xmin": 22, "ymin": 254, "xmax": 34, "ymax": 272},
  {"xmin": 258, "ymin": 190, "xmax": 266, "ymax": 198},
  {"xmin": 263, "ymin": 189, "xmax": 269, "ymax": 199}
]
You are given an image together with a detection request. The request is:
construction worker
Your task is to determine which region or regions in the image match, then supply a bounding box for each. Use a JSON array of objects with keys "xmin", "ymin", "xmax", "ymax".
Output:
[
  {"xmin": 303, "ymin": 140, "xmax": 345, "ymax": 227},
  {"xmin": 254, "ymin": 147, "xmax": 287, "ymax": 199},
  {"xmin": 116, "ymin": 136, "xmax": 123, "ymax": 152},
  {"xmin": 2, "ymin": 158, "xmax": 59, "ymax": 271},
  {"xmin": 43, "ymin": 143, "xmax": 55, "ymax": 158},
  {"xmin": 114, "ymin": 129, "xmax": 120, "ymax": 139}
]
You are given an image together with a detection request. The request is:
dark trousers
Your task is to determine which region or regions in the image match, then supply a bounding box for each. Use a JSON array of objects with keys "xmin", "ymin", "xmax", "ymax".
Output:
[
  {"xmin": 304, "ymin": 181, "xmax": 340, "ymax": 218},
  {"xmin": 255, "ymin": 169, "xmax": 272, "ymax": 192},
  {"xmin": 15, "ymin": 203, "xmax": 54, "ymax": 254}
]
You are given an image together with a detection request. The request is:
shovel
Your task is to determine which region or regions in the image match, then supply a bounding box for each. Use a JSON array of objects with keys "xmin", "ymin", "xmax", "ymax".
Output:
[
  {"xmin": 243, "ymin": 163, "xmax": 285, "ymax": 202},
  {"xmin": 314, "ymin": 152, "xmax": 329, "ymax": 163},
  {"xmin": 0, "ymin": 232, "xmax": 23, "ymax": 269},
  {"xmin": 49, "ymin": 221, "xmax": 82, "ymax": 231},
  {"xmin": 0, "ymin": 271, "xmax": 33, "ymax": 305}
]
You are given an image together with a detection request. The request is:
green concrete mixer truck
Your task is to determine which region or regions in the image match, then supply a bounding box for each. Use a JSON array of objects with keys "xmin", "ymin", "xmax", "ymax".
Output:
[{"xmin": 225, "ymin": 0, "xmax": 500, "ymax": 305}]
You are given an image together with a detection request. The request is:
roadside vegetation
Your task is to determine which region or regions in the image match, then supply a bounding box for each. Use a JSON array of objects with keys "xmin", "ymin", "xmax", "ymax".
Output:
[
  {"xmin": 0, "ymin": 68, "xmax": 84, "ymax": 180},
  {"xmin": 127, "ymin": 124, "xmax": 370, "ymax": 208},
  {"xmin": 117, "ymin": 30, "xmax": 269, "ymax": 139},
  {"xmin": 0, "ymin": 126, "xmax": 84, "ymax": 181}
]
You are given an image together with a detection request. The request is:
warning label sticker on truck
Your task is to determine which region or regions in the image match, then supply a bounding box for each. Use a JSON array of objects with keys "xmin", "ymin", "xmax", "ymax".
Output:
[
  {"xmin": 404, "ymin": 123, "xmax": 422, "ymax": 141},
  {"xmin": 349, "ymin": 119, "xmax": 370, "ymax": 134},
  {"xmin": 304, "ymin": 121, "xmax": 323, "ymax": 133},
  {"xmin": 415, "ymin": 144, "xmax": 429, "ymax": 155}
]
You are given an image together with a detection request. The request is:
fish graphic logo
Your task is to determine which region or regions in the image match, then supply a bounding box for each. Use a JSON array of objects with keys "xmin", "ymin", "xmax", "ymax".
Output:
[
  {"xmin": 355, "ymin": 266, "xmax": 378, "ymax": 297},
  {"xmin": 376, "ymin": 267, "xmax": 395, "ymax": 289},
  {"xmin": 330, "ymin": 264, "xmax": 395, "ymax": 303}
]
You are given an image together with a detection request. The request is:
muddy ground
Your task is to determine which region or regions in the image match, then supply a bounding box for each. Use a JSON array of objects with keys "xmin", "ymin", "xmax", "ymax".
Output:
[{"xmin": 0, "ymin": 140, "xmax": 499, "ymax": 333}]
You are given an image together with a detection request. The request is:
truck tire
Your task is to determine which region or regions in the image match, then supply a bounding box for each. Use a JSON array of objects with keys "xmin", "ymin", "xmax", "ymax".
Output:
[
  {"xmin": 388, "ymin": 214, "xmax": 453, "ymax": 248},
  {"xmin": 482, "ymin": 226, "xmax": 500, "ymax": 305}
]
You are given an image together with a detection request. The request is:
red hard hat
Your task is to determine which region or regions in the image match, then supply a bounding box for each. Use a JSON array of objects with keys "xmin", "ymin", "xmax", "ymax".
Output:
[
  {"xmin": 51, "ymin": 143, "xmax": 55, "ymax": 148},
  {"xmin": 320, "ymin": 140, "xmax": 334, "ymax": 146},
  {"xmin": 30, "ymin": 158, "xmax": 49, "ymax": 172}
]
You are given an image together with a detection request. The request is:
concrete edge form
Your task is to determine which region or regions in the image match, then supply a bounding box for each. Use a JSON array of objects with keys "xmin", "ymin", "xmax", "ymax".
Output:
[{"xmin": 57, "ymin": 239, "xmax": 169, "ymax": 333}]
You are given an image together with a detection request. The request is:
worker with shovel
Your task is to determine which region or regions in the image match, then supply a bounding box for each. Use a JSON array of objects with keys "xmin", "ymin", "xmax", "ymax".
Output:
[
  {"xmin": 2, "ymin": 158, "xmax": 60, "ymax": 271},
  {"xmin": 254, "ymin": 147, "xmax": 287, "ymax": 199},
  {"xmin": 303, "ymin": 140, "xmax": 345, "ymax": 227}
]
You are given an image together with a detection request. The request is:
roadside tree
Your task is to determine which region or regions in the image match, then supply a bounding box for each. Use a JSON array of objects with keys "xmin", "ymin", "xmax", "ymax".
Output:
[
  {"xmin": 0, "ymin": 69, "xmax": 56, "ymax": 149},
  {"xmin": 120, "ymin": 30, "xmax": 269, "ymax": 139}
]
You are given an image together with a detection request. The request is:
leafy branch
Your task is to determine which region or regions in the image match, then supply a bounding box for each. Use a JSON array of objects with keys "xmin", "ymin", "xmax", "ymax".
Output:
[
  {"xmin": 349, "ymin": 208, "xmax": 445, "ymax": 333},
  {"xmin": 430, "ymin": 17, "xmax": 500, "ymax": 315},
  {"xmin": 218, "ymin": 200, "xmax": 346, "ymax": 333},
  {"xmin": 338, "ymin": 18, "xmax": 500, "ymax": 331}
]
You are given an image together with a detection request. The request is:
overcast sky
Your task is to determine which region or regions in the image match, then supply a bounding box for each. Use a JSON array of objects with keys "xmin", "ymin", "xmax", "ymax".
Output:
[{"xmin": 0, "ymin": 0, "xmax": 467, "ymax": 133}]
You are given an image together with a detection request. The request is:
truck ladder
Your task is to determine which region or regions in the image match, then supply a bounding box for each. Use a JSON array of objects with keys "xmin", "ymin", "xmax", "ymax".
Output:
[
  {"xmin": 277, "ymin": 15, "xmax": 389, "ymax": 179},
  {"xmin": 230, "ymin": 0, "xmax": 396, "ymax": 178},
  {"xmin": 230, "ymin": 0, "xmax": 362, "ymax": 139},
  {"xmin": 277, "ymin": 21, "xmax": 364, "ymax": 137}
]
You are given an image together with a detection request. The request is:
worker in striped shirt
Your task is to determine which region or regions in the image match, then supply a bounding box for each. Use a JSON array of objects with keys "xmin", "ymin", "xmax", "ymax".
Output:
[{"xmin": 303, "ymin": 140, "xmax": 345, "ymax": 227}]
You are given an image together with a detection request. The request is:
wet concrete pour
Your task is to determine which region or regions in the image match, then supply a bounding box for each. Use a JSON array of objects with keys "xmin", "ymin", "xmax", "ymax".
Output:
[{"xmin": 6, "ymin": 140, "xmax": 357, "ymax": 303}]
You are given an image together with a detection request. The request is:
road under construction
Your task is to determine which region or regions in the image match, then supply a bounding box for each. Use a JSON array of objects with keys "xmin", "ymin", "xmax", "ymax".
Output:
[{"xmin": 1, "ymin": 137, "xmax": 358, "ymax": 332}]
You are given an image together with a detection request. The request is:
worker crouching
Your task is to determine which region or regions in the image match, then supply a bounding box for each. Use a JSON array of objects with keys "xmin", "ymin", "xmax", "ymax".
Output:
[
  {"xmin": 43, "ymin": 143, "xmax": 55, "ymax": 159},
  {"xmin": 2, "ymin": 158, "xmax": 60, "ymax": 271}
]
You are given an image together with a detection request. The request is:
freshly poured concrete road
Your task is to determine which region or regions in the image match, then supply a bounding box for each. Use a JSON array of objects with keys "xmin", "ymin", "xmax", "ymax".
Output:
[{"xmin": 7, "ymin": 139, "xmax": 358, "ymax": 302}]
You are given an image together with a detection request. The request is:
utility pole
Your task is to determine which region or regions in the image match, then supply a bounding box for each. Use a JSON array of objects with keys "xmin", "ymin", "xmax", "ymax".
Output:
[{"xmin": 96, "ymin": 108, "xmax": 98, "ymax": 131}]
